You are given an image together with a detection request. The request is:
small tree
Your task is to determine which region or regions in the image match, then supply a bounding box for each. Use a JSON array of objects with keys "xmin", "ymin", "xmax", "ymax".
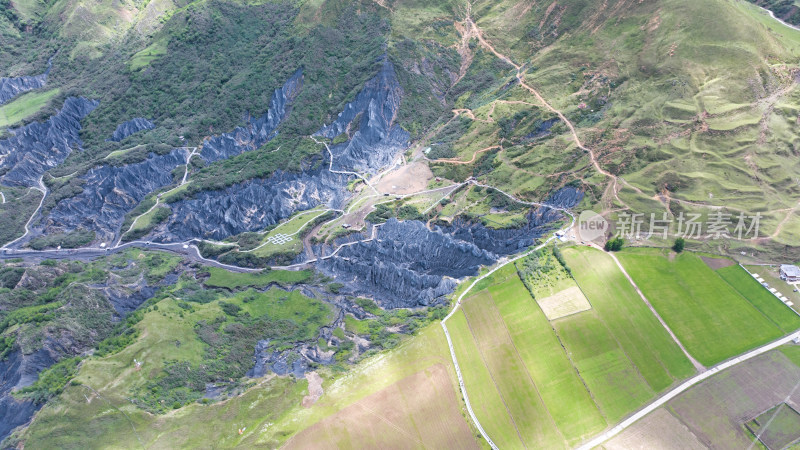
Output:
[
  {"xmin": 604, "ymin": 237, "xmax": 624, "ymax": 252},
  {"xmin": 672, "ymin": 237, "xmax": 685, "ymax": 253}
]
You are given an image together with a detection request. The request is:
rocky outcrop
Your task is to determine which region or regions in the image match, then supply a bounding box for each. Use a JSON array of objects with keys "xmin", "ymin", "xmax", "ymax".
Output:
[
  {"xmin": 317, "ymin": 219, "xmax": 496, "ymax": 308},
  {"xmin": 0, "ymin": 97, "xmax": 98, "ymax": 188},
  {"xmin": 39, "ymin": 70, "xmax": 304, "ymax": 243},
  {"xmin": 315, "ymin": 60, "xmax": 408, "ymax": 174},
  {"xmin": 200, "ymin": 68, "xmax": 303, "ymax": 162},
  {"xmin": 0, "ymin": 60, "xmax": 51, "ymax": 105},
  {"xmin": 438, "ymin": 187, "xmax": 582, "ymax": 255},
  {"xmin": 439, "ymin": 207, "xmax": 562, "ymax": 255},
  {"xmin": 544, "ymin": 186, "xmax": 584, "ymax": 209},
  {"xmin": 0, "ymin": 347, "xmax": 57, "ymax": 442},
  {"xmin": 316, "ymin": 189, "xmax": 582, "ymax": 308},
  {"xmin": 94, "ymin": 278, "xmax": 158, "ymax": 315},
  {"xmin": 44, "ymin": 149, "xmax": 190, "ymax": 242},
  {"xmin": 108, "ymin": 118, "xmax": 155, "ymax": 142},
  {"xmin": 524, "ymin": 117, "xmax": 560, "ymax": 140},
  {"xmin": 246, "ymin": 340, "xmax": 308, "ymax": 379},
  {"xmin": 156, "ymin": 166, "xmax": 351, "ymax": 242}
]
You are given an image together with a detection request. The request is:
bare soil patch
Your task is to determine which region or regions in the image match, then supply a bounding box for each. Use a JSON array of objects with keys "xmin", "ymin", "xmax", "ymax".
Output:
[
  {"xmin": 605, "ymin": 408, "xmax": 707, "ymax": 450},
  {"xmin": 537, "ymin": 286, "xmax": 591, "ymax": 320},
  {"xmin": 667, "ymin": 350, "xmax": 800, "ymax": 449},
  {"xmin": 374, "ymin": 160, "xmax": 433, "ymax": 195},
  {"xmin": 302, "ymin": 371, "xmax": 324, "ymax": 408},
  {"xmin": 285, "ymin": 363, "xmax": 477, "ymax": 449},
  {"xmin": 701, "ymin": 255, "xmax": 736, "ymax": 270}
]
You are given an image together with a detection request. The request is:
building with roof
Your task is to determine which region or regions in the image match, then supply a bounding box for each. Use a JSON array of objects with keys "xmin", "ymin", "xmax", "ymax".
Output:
[{"xmin": 780, "ymin": 264, "xmax": 800, "ymax": 282}]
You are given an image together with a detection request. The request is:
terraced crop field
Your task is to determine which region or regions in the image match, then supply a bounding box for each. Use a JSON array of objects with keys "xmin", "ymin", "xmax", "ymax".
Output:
[
  {"xmin": 446, "ymin": 249, "xmax": 705, "ymax": 447},
  {"xmin": 617, "ymin": 249, "xmax": 786, "ymax": 366},
  {"xmin": 563, "ymin": 247, "xmax": 697, "ymax": 390}
]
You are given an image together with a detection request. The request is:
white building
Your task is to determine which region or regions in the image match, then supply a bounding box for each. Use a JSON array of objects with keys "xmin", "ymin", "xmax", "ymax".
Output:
[{"xmin": 780, "ymin": 264, "xmax": 800, "ymax": 282}]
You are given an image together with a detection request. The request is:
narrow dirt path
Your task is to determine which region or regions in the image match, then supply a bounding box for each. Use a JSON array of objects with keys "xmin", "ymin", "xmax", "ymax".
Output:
[
  {"xmin": 772, "ymin": 200, "xmax": 800, "ymax": 239},
  {"xmin": 464, "ymin": 16, "xmax": 636, "ymax": 212},
  {"xmin": 427, "ymin": 145, "xmax": 500, "ymax": 165},
  {"xmin": 5, "ymin": 176, "xmax": 47, "ymax": 248}
]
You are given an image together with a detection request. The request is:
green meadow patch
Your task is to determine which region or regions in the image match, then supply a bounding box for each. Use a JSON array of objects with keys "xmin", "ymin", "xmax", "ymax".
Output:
[
  {"xmin": 0, "ymin": 88, "xmax": 59, "ymax": 130},
  {"xmin": 617, "ymin": 249, "xmax": 785, "ymax": 366},
  {"xmin": 564, "ymin": 247, "xmax": 696, "ymax": 391},
  {"xmin": 201, "ymin": 267, "xmax": 312, "ymax": 289},
  {"xmin": 717, "ymin": 265, "xmax": 800, "ymax": 333}
]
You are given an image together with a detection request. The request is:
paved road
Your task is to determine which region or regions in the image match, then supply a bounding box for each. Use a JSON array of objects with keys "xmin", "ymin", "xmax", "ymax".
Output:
[
  {"xmin": 577, "ymin": 330, "xmax": 800, "ymax": 450},
  {"xmin": 0, "ymin": 241, "xmax": 263, "ymax": 273}
]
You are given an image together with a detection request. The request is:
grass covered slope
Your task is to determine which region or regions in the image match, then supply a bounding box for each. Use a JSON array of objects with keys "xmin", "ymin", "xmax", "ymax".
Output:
[
  {"xmin": 22, "ymin": 319, "xmax": 477, "ymax": 448},
  {"xmin": 0, "ymin": 88, "xmax": 59, "ymax": 130},
  {"xmin": 617, "ymin": 248, "xmax": 787, "ymax": 365},
  {"xmin": 448, "ymin": 0, "xmax": 800, "ymax": 246}
]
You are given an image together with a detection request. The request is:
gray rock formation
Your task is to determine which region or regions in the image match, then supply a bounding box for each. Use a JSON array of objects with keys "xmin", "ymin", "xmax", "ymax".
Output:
[
  {"xmin": 438, "ymin": 187, "xmax": 583, "ymax": 255},
  {"xmin": 41, "ymin": 69, "xmax": 304, "ymax": 243},
  {"xmin": 317, "ymin": 219, "xmax": 496, "ymax": 308},
  {"xmin": 108, "ymin": 117, "xmax": 155, "ymax": 142},
  {"xmin": 44, "ymin": 149, "xmax": 190, "ymax": 242},
  {"xmin": 92, "ymin": 276, "xmax": 158, "ymax": 315},
  {"xmin": 315, "ymin": 60, "xmax": 408, "ymax": 174},
  {"xmin": 200, "ymin": 68, "xmax": 303, "ymax": 162},
  {"xmin": 0, "ymin": 97, "xmax": 98, "ymax": 188},
  {"xmin": 156, "ymin": 166, "xmax": 351, "ymax": 242},
  {"xmin": 0, "ymin": 59, "xmax": 51, "ymax": 105},
  {"xmin": 316, "ymin": 189, "xmax": 582, "ymax": 309},
  {"xmin": 0, "ymin": 348, "xmax": 55, "ymax": 442},
  {"xmin": 246, "ymin": 340, "xmax": 310, "ymax": 379},
  {"xmin": 439, "ymin": 207, "xmax": 562, "ymax": 255}
]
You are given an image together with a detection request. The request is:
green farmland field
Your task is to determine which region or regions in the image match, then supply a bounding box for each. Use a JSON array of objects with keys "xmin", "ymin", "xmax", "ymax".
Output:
[
  {"xmin": 716, "ymin": 265, "xmax": 800, "ymax": 333},
  {"xmin": 445, "ymin": 251, "xmax": 708, "ymax": 447},
  {"xmin": 447, "ymin": 311, "xmax": 525, "ymax": 449},
  {"xmin": 461, "ymin": 290, "xmax": 564, "ymax": 448},
  {"xmin": 563, "ymin": 247, "xmax": 696, "ymax": 390},
  {"xmin": 617, "ymin": 249, "xmax": 785, "ymax": 366},
  {"xmin": 554, "ymin": 311, "xmax": 654, "ymax": 423},
  {"xmin": 488, "ymin": 276, "xmax": 606, "ymax": 445}
]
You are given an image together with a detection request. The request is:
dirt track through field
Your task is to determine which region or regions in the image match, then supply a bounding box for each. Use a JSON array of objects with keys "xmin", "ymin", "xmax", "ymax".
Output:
[{"xmin": 596, "ymin": 244, "xmax": 706, "ymax": 372}]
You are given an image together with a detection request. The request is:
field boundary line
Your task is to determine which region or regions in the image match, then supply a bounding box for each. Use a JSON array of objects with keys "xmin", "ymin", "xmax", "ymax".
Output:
[
  {"xmin": 747, "ymin": 378, "xmax": 800, "ymax": 450},
  {"xmin": 569, "ymin": 251, "xmax": 677, "ymax": 384},
  {"xmin": 441, "ymin": 200, "xmax": 575, "ymax": 450},
  {"xmin": 739, "ymin": 263, "xmax": 800, "ymax": 319},
  {"xmin": 576, "ymin": 330, "xmax": 800, "ymax": 450}
]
